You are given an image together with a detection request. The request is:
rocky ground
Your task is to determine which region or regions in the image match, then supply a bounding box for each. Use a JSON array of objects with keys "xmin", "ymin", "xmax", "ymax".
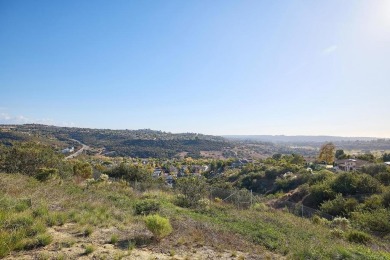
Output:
[{"xmin": 4, "ymin": 223, "xmax": 282, "ymax": 260}]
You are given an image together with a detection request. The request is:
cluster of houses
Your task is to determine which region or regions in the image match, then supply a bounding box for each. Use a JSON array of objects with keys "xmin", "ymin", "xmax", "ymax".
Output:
[
  {"xmin": 152, "ymin": 164, "xmax": 210, "ymax": 186},
  {"xmin": 311, "ymin": 158, "xmax": 390, "ymax": 172}
]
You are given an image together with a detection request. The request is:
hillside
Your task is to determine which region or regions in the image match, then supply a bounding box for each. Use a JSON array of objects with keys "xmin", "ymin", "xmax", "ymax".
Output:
[
  {"xmin": 2, "ymin": 173, "xmax": 389, "ymax": 259},
  {"xmin": 1, "ymin": 138, "xmax": 390, "ymax": 259},
  {"xmin": 0, "ymin": 124, "xmax": 229, "ymax": 158}
]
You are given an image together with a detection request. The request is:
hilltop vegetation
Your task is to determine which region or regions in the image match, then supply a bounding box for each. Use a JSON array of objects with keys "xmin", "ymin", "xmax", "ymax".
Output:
[{"xmin": 0, "ymin": 124, "xmax": 229, "ymax": 159}]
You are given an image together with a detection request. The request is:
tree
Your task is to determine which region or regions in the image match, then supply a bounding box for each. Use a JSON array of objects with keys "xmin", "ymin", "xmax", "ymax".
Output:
[
  {"xmin": 335, "ymin": 149, "xmax": 347, "ymax": 160},
  {"xmin": 272, "ymin": 153, "xmax": 282, "ymax": 161},
  {"xmin": 357, "ymin": 153, "xmax": 375, "ymax": 163},
  {"xmin": 383, "ymin": 153, "xmax": 390, "ymax": 162},
  {"xmin": 318, "ymin": 142, "xmax": 336, "ymax": 164}
]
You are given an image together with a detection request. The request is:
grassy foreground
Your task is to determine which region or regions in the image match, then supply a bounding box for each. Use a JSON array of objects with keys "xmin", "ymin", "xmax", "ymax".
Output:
[{"xmin": 0, "ymin": 173, "xmax": 389, "ymax": 259}]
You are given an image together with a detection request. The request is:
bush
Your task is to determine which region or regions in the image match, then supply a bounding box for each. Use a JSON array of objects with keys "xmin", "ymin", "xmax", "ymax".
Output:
[
  {"xmin": 376, "ymin": 172, "xmax": 390, "ymax": 186},
  {"xmin": 308, "ymin": 170, "xmax": 334, "ymax": 185},
  {"xmin": 320, "ymin": 194, "xmax": 357, "ymax": 217},
  {"xmin": 84, "ymin": 244, "xmax": 95, "ymax": 255},
  {"xmin": 110, "ymin": 234, "xmax": 119, "ymax": 244},
  {"xmin": 362, "ymin": 195, "xmax": 383, "ymax": 210},
  {"xmin": 351, "ymin": 209, "xmax": 390, "ymax": 234},
  {"xmin": 331, "ymin": 172, "xmax": 381, "ymax": 196},
  {"xmin": 346, "ymin": 230, "xmax": 371, "ymax": 244},
  {"xmin": 134, "ymin": 199, "xmax": 160, "ymax": 215},
  {"xmin": 0, "ymin": 142, "xmax": 62, "ymax": 176},
  {"xmin": 144, "ymin": 214, "xmax": 172, "ymax": 240},
  {"xmin": 330, "ymin": 228, "xmax": 344, "ymax": 238},
  {"xmin": 83, "ymin": 226, "xmax": 94, "ymax": 237},
  {"xmin": 35, "ymin": 168, "xmax": 58, "ymax": 181},
  {"xmin": 331, "ymin": 217, "xmax": 350, "ymax": 231},
  {"xmin": 306, "ymin": 181, "xmax": 336, "ymax": 208},
  {"xmin": 252, "ymin": 203, "xmax": 268, "ymax": 211},
  {"xmin": 108, "ymin": 163, "xmax": 151, "ymax": 183},
  {"xmin": 383, "ymin": 190, "xmax": 390, "ymax": 208},
  {"xmin": 175, "ymin": 176, "xmax": 208, "ymax": 208},
  {"xmin": 311, "ymin": 215, "xmax": 331, "ymax": 226},
  {"xmin": 73, "ymin": 161, "xmax": 93, "ymax": 179}
]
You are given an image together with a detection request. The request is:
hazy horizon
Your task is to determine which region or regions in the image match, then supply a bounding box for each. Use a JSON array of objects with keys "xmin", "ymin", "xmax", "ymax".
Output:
[{"xmin": 1, "ymin": 1, "xmax": 389, "ymax": 137}]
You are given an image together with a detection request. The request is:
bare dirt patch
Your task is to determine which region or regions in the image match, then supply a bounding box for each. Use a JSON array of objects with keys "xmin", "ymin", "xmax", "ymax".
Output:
[{"xmin": 4, "ymin": 222, "xmax": 282, "ymax": 260}]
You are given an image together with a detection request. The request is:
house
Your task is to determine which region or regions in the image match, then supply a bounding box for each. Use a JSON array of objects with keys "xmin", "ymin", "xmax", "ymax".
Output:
[
  {"xmin": 231, "ymin": 159, "xmax": 249, "ymax": 168},
  {"xmin": 61, "ymin": 147, "xmax": 74, "ymax": 154},
  {"xmin": 335, "ymin": 159, "xmax": 369, "ymax": 172},
  {"xmin": 152, "ymin": 168, "xmax": 164, "ymax": 178}
]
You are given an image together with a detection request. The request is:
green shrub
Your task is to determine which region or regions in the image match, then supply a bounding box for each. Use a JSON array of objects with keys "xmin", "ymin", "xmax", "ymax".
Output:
[
  {"xmin": 0, "ymin": 142, "xmax": 63, "ymax": 176},
  {"xmin": 35, "ymin": 168, "xmax": 58, "ymax": 181},
  {"xmin": 84, "ymin": 244, "xmax": 95, "ymax": 255},
  {"xmin": 331, "ymin": 217, "xmax": 350, "ymax": 231},
  {"xmin": 5, "ymin": 213, "xmax": 34, "ymax": 230},
  {"xmin": 144, "ymin": 214, "xmax": 172, "ymax": 240},
  {"xmin": 330, "ymin": 228, "xmax": 344, "ymax": 238},
  {"xmin": 383, "ymin": 190, "xmax": 390, "ymax": 208},
  {"xmin": 83, "ymin": 226, "xmax": 94, "ymax": 237},
  {"xmin": 174, "ymin": 194, "xmax": 191, "ymax": 208},
  {"xmin": 308, "ymin": 170, "xmax": 334, "ymax": 185},
  {"xmin": 175, "ymin": 176, "xmax": 208, "ymax": 208},
  {"xmin": 36, "ymin": 233, "xmax": 53, "ymax": 247},
  {"xmin": 376, "ymin": 172, "xmax": 390, "ymax": 186},
  {"xmin": 134, "ymin": 199, "xmax": 160, "ymax": 215},
  {"xmin": 362, "ymin": 195, "xmax": 383, "ymax": 210},
  {"xmin": 110, "ymin": 234, "xmax": 119, "ymax": 244},
  {"xmin": 346, "ymin": 230, "xmax": 371, "ymax": 244},
  {"xmin": 45, "ymin": 212, "xmax": 67, "ymax": 227},
  {"xmin": 331, "ymin": 172, "xmax": 381, "ymax": 196},
  {"xmin": 251, "ymin": 203, "xmax": 268, "ymax": 211},
  {"xmin": 351, "ymin": 209, "xmax": 390, "ymax": 234},
  {"xmin": 15, "ymin": 198, "xmax": 32, "ymax": 212},
  {"xmin": 320, "ymin": 194, "xmax": 357, "ymax": 217},
  {"xmin": 214, "ymin": 197, "xmax": 223, "ymax": 203},
  {"xmin": 33, "ymin": 205, "xmax": 49, "ymax": 218},
  {"xmin": 306, "ymin": 181, "xmax": 336, "ymax": 208}
]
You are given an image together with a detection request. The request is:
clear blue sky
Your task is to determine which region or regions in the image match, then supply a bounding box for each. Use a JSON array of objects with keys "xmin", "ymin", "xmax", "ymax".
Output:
[{"xmin": 1, "ymin": 1, "xmax": 389, "ymax": 137}]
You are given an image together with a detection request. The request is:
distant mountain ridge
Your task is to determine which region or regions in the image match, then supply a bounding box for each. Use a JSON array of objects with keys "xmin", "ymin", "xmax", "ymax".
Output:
[{"xmin": 224, "ymin": 135, "xmax": 381, "ymax": 143}]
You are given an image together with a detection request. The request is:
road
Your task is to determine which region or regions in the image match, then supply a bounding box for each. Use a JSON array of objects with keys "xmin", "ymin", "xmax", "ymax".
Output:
[{"xmin": 65, "ymin": 139, "xmax": 90, "ymax": 160}]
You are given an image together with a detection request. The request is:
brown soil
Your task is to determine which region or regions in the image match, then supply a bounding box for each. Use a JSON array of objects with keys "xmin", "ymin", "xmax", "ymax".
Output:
[{"xmin": 4, "ymin": 223, "xmax": 283, "ymax": 260}]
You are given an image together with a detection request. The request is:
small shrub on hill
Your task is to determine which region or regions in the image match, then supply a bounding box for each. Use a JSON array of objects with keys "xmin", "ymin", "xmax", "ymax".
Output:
[
  {"xmin": 175, "ymin": 176, "xmax": 208, "ymax": 208},
  {"xmin": 144, "ymin": 214, "xmax": 172, "ymax": 240},
  {"xmin": 331, "ymin": 217, "xmax": 350, "ymax": 231},
  {"xmin": 320, "ymin": 194, "xmax": 358, "ymax": 217},
  {"xmin": 330, "ymin": 228, "xmax": 344, "ymax": 238},
  {"xmin": 134, "ymin": 199, "xmax": 160, "ymax": 215},
  {"xmin": 346, "ymin": 230, "xmax": 371, "ymax": 244},
  {"xmin": 351, "ymin": 209, "xmax": 390, "ymax": 234},
  {"xmin": 35, "ymin": 168, "xmax": 58, "ymax": 181}
]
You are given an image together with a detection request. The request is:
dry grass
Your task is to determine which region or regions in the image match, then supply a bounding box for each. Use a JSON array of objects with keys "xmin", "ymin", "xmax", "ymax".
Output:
[{"xmin": 1, "ymin": 173, "xmax": 389, "ymax": 260}]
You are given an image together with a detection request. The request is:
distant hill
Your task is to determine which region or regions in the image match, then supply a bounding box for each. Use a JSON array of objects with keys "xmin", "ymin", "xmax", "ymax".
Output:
[
  {"xmin": 0, "ymin": 124, "xmax": 229, "ymax": 158},
  {"xmin": 224, "ymin": 135, "xmax": 379, "ymax": 143},
  {"xmin": 224, "ymin": 135, "xmax": 390, "ymax": 153}
]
